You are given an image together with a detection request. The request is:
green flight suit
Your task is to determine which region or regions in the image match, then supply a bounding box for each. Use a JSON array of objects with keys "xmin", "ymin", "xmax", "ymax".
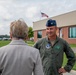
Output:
[{"xmin": 34, "ymin": 36, "xmax": 76, "ymax": 75}]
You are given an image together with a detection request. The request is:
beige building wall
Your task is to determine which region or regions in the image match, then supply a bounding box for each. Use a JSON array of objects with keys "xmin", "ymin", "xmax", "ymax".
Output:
[{"xmin": 33, "ymin": 10, "xmax": 76, "ymax": 30}]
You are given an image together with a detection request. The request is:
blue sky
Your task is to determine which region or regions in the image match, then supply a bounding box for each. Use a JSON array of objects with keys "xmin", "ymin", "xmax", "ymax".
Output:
[{"xmin": 0, "ymin": 0, "xmax": 76, "ymax": 35}]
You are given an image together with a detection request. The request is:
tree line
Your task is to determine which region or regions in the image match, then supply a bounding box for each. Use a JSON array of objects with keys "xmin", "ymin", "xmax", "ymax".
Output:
[{"xmin": 0, "ymin": 27, "xmax": 33, "ymax": 39}]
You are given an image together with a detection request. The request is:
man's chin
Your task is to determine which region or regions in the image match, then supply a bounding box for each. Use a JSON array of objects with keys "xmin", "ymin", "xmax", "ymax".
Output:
[{"xmin": 48, "ymin": 35, "xmax": 53, "ymax": 37}]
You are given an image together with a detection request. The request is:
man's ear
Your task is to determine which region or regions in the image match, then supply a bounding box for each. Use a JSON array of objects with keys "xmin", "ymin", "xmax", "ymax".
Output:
[
  {"xmin": 10, "ymin": 32, "xmax": 12, "ymax": 40},
  {"xmin": 56, "ymin": 26, "xmax": 58, "ymax": 30}
]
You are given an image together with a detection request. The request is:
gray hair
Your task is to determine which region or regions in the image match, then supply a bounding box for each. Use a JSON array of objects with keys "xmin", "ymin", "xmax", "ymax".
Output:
[{"xmin": 10, "ymin": 19, "xmax": 28, "ymax": 39}]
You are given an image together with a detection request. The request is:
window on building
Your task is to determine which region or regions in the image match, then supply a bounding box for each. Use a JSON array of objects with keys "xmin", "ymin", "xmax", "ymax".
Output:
[
  {"xmin": 37, "ymin": 31, "xmax": 42, "ymax": 38},
  {"xmin": 69, "ymin": 26, "xmax": 76, "ymax": 38}
]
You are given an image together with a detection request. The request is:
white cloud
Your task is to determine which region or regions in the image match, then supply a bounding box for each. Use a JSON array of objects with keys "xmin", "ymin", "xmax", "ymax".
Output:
[
  {"xmin": 0, "ymin": 0, "xmax": 76, "ymax": 35},
  {"xmin": 26, "ymin": 6, "xmax": 37, "ymax": 18}
]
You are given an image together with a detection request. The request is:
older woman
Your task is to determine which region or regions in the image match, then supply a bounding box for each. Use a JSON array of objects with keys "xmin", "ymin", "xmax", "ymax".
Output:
[{"xmin": 0, "ymin": 19, "xmax": 44, "ymax": 75}]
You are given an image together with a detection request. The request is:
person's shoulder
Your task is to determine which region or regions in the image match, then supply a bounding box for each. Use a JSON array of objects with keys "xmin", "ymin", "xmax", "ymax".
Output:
[
  {"xmin": 58, "ymin": 37, "xmax": 65, "ymax": 41},
  {"xmin": 0, "ymin": 45, "xmax": 9, "ymax": 55},
  {"xmin": 36, "ymin": 37, "xmax": 46, "ymax": 44},
  {"xmin": 0, "ymin": 45, "xmax": 8, "ymax": 51},
  {"xmin": 58, "ymin": 37, "xmax": 68, "ymax": 44},
  {"xmin": 26, "ymin": 45, "xmax": 40, "ymax": 55},
  {"xmin": 26, "ymin": 45, "xmax": 39, "ymax": 52}
]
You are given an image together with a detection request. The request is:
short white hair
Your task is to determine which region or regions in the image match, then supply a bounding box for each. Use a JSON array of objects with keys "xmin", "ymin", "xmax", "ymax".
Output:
[{"xmin": 10, "ymin": 19, "xmax": 28, "ymax": 39}]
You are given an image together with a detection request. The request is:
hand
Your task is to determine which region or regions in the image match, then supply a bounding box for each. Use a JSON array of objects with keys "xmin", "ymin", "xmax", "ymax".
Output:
[{"xmin": 58, "ymin": 68, "xmax": 66, "ymax": 74}]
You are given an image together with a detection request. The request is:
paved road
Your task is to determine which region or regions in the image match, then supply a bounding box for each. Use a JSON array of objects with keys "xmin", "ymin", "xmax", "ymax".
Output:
[
  {"xmin": 63, "ymin": 73, "xmax": 72, "ymax": 75},
  {"xmin": 72, "ymin": 48, "xmax": 76, "ymax": 53},
  {"xmin": 63, "ymin": 70, "xmax": 76, "ymax": 75}
]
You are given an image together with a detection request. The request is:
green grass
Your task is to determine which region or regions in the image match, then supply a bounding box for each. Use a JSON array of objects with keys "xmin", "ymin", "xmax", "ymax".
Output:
[
  {"xmin": 26, "ymin": 41, "xmax": 35, "ymax": 46},
  {"xmin": 62, "ymin": 53, "xmax": 76, "ymax": 70},
  {"xmin": 70, "ymin": 44, "xmax": 76, "ymax": 47},
  {"xmin": 0, "ymin": 40, "xmax": 76, "ymax": 70},
  {"xmin": 0, "ymin": 40, "xmax": 35, "ymax": 47},
  {"xmin": 0, "ymin": 40, "xmax": 11, "ymax": 47}
]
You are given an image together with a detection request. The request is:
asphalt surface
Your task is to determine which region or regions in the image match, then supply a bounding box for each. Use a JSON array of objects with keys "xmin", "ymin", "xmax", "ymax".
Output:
[
  {"xmin": 72, "ymin": 48, "xmax": 76, "ymax": 53},
  {"xmin": 63, "ymin": 70, "xmax": 76, "ymax": 75}
]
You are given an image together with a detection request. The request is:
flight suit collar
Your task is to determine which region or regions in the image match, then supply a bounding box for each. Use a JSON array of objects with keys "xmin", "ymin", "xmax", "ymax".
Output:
[
  {"xmin": 45, "ymin": 36, "xmax": 61, "ymax": 55},
  {"xmin": 45, "ymin": 36, "xmax": 60, "ymax": 44}
]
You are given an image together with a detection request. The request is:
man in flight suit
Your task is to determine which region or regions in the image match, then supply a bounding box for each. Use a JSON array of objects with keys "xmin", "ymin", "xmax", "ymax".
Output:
[{"xmin": 34, "ymin": 19, "xmax": 76, "ymax": 75}]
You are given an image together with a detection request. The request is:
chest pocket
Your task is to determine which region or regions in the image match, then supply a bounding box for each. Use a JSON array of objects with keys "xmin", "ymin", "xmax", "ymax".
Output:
[{"xmin": 51, "ymin": 45, "xmax": 63, "ymax": 56}]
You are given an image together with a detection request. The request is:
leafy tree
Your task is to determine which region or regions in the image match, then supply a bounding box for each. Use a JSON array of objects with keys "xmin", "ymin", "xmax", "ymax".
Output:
[{"xmin": 28, "ymin": 27, "xmax": 33, "ymax": 38}]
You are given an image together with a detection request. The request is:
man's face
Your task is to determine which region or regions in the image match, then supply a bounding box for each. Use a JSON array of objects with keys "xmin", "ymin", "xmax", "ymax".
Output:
[{"xmin": 46, "ymin": 26, "xmax": 57, "ymax": 37}]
